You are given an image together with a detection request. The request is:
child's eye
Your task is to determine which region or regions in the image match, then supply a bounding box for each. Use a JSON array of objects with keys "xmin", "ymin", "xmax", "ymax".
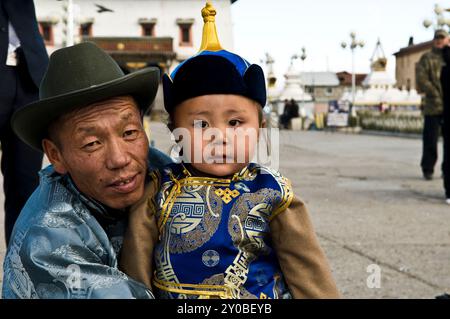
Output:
[
  {"xmin": 193, "ymin": 120, "xmax": 209, "ymax": 128},
  {"xmin": 229, "ymin": 119, "xmax": 242, "ymax": 127}
]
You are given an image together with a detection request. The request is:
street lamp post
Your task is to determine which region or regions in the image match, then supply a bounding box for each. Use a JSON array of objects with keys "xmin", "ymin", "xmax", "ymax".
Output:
[
  {"xmin": 292, "ymin": 47, "xmax": 307, "ymax": 123},
  {"xmin": 300, "ymin": 47, "xmax": 307, "ymax": 121},
  {"xmin": 292, "ymin": 46, "xmax": 307, "ymax": 96},
  {"xmin": 291, "ymin": 47, "xmax": 307, "ymax": 68},
  {"xmin": 341, "ymin": 32, "xmax": 364, "ymax": 115},
  {"xmin": 61, "ymin": 0, "xmax": 75, "ymax": 47},
  {"xmin": 423, "ymin": 4, "xmax": 450, "ymax": 31}
]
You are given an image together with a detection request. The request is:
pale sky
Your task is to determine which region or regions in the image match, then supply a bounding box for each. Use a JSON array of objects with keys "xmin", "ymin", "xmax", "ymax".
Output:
[{"xmin": 230, "ymin": 0, "xmax": 450, "ymax": 82}]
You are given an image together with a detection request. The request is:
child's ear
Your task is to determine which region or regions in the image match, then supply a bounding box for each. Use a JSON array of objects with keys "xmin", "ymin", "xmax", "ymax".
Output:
[{"xmin": 261, "ymin": 118, "xmax": 267, "ymax": 128}]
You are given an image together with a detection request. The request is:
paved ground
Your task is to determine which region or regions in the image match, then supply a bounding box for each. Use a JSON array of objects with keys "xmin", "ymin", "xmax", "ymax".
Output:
[{"xmin": 1, "ymin": 123, "xmax": 449, "ymax": 298}]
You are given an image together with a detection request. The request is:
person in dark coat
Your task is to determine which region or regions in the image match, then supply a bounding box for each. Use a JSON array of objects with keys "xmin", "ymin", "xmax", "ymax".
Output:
[
  {"xmin": 279, "ymin": 99, "xmax": 291, "ymax": 129},
  {"xmin": 0, "ymin": 0, "xmax": 49, "ymax": 245},
  {"xmin": 416, "ymin": 29, "xmax": 449, "ymax": 180},
  {"xmin": 279, "ymin": 99, "xmax": 300, "ymax": 129},
  {"xmin": 441, "ymin": 45, "xmax": 450, "ymax": 204}
]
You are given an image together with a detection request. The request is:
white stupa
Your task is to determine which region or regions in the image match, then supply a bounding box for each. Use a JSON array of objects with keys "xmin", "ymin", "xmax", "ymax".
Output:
[
  {"xmin": 278, "ymin": 58, "xmax": 312, "ymax": 102},
  {"xmin": 361, "ymin": 40, "xmax": 396, "ymax": 90},
  {"xmin": 343, "ymin": 39, "xmax": 421, "ymax": 107}
]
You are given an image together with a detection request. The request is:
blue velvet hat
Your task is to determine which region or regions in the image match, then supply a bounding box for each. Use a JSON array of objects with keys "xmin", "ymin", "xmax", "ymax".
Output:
[{"xmin": 163, "ymin": 1, "xmax": 266, "ymax": 112}]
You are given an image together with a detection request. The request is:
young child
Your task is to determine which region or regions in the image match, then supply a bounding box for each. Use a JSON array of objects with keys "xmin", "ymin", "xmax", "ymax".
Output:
[{"xmin": 120, "ymin": 1, "xmax": 339, "ymax": 299}]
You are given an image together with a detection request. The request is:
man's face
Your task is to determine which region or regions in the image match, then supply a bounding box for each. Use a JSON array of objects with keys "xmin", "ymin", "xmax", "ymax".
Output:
[
  {"xmin": 43, "ymin": 96, "xmax": 149, "ymax": 209},
  {"xmin": 433, "ymin": 36, "xmax": 449, "ymax": 49}
]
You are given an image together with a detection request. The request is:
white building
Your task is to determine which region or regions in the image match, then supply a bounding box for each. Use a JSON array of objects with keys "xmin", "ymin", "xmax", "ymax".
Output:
[
  {"xmin": 35, "ymin": 0, "xmax": 236, "ymax": 70},
  {"xmin": 300, "ymin": 72, "xmax": 341, "ymax": 103}
]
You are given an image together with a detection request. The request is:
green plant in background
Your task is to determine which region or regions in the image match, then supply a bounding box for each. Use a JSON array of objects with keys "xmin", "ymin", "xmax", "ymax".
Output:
[
  {"xmin": 357, "ymin": 111, "xmax": 423, "ymax": 134},
  {"xmin": 348, "ymin": 115, "xmax": 359, "ymax": 128}
]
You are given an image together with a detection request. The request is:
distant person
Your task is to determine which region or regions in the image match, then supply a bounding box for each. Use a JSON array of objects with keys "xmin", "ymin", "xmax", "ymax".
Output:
[
  {"xmin": 279, "ymin": 99, "xmax": 299, "ymax": 129},
  {"xmin": 441, "ymin": 44, "xmax": 450, "ymax": 204},
  {"xmin": 0, "ymin": 0, "xmax": 49, "ymax": 245},
  {"xmin": 416, "ymin": 29, "xmax": 449, "ymax": 180},
  {"xmin": 290, "ymin": 98, "xmax": 300, "ymax": 118},
  {"xmin": 279, "ymin": 99, "xmax": 291, "ymax": 129}
]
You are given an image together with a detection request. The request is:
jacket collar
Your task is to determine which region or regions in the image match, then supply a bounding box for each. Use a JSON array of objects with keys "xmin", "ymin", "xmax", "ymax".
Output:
[
  {"xmin": 432, "ymin": 46, "xmax": 443, "ymax": 55},
  {"xmin": 39, "ymin": 165, "xmax": 126, "ymax": 222}
]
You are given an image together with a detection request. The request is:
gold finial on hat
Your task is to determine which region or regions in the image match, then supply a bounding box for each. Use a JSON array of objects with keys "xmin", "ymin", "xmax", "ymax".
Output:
[{"xmin": 199, "ymin": 0, "xmax": 223, "ymax": 52}]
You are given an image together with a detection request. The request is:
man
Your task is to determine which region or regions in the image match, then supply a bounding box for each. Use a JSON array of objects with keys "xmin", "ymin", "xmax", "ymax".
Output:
[
  {"xmin": 416, "ymin": 29, "xmax": 450, "ymax": 180},
  {"xmin": 2, "ymin": 42, "xmax": 172, "ymax": 298},
  {"xmin": 441, "ymin": 45, "xmax": 450, "ymax": 204},
  {"xmin": 0, "ymin": 0, "xmax": 48, "ymax": 245}
]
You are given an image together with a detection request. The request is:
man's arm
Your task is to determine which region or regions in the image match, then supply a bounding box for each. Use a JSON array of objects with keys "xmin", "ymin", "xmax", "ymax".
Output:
[
  {"xmin": 270, "ymin": 196, "xmax": 340, "ymax": 299},
  {"xmin": 2, "ymin": 219, "xmax": 153, "ymax": 299},
  {"xmin": 119, "ymin": 176, "xmax": 160, "ymax": 290}
]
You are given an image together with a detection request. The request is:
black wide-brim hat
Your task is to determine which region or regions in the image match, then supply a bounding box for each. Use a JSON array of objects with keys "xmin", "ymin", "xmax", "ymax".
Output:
[{"xmin": 12, "ymin": 42, "xmax": 160, "ymax": 151}]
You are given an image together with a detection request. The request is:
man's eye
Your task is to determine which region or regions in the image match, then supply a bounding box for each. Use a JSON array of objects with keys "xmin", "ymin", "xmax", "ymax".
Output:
[
  {"xmin": 229, "ymin": 119, "xmax": 242, "ymax": 127},
  {"xmin": 83, "ymin": 141, "xmax": 100, "ymax": 149},
  {"xmin": 123, "ymin": 130, "xmax": 139, "ymax": 139},
  {"xmin": 194, "ymin": 120, "xmax": 209, "ymax": 128}
]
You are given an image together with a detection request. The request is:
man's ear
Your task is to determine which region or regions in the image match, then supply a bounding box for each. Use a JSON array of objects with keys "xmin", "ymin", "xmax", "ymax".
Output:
[{"xmin": 42, "ymin": 139, "xmax": 68, "ymax": 174}]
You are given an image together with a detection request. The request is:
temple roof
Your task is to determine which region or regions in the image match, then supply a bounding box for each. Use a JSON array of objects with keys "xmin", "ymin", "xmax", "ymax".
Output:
[
  {"xmin": 300, "ymin": 72, "xmax": 340, "ymax": 86},
  {"xmin": 394, "ymin": 40, "xmax": 433, "ymax": 57}
]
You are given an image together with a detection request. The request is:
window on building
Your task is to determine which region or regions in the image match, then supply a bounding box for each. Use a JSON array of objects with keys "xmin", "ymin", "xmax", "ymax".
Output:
[
  {"xmin": 80, "ymin": 23, "xmax": 93, "ymax": 37},
  {"xmin": 326, "ymin": 87, "xmax": 333, "ymax": 96},
  {"xmin": 39, "ymin": 22, "xmax": 53, "ymax": 46},
  {"xmin": 179, "ymin": 24, "xmax": 192, "ymax": 46},
  {"xmin": 141, "ymin": 23, "xmax": 155, "ymax": 37}
]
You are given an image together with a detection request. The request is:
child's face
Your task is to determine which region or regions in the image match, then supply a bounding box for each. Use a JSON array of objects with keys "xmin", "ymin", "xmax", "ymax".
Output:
[{"xmin": 172, "ymin": 94, "xmax": 264, "ymax": 177}]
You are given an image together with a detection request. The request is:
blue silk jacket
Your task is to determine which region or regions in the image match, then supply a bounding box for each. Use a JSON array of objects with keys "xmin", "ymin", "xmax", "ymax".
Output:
[
  {"xmin": 152, "ymin": 162, "xmax": 294, "ymax": 299},
  {"xmin": 2, "ymin": 148, "xmax": 171, "ymax": 299}
]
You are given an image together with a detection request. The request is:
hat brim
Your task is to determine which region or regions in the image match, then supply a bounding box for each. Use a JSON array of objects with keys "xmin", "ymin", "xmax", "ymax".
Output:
[{"xmin": 12, "ymin": 67, "xmax": 160, "ymax": 151}]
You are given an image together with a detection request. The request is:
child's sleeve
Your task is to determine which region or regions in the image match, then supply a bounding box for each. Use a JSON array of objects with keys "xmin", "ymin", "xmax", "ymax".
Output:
[
  {"xmin": 270, "ymin": 195, "xmax": 341, "ymax": 299},
  {"xmin": 119, "ymin": 174, "xmax": 160, "ymax": 290}
]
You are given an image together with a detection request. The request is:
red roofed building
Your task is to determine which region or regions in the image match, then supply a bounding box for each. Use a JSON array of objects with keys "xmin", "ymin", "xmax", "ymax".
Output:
[{"xmin": 336, "ymin": 71, "xmax": 368, "ymax": 89}]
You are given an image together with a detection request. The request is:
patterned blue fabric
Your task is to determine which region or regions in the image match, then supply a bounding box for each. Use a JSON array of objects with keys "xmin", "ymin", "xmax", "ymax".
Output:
[
  {"xmin": 152, "ymin": 162, "xmax": 294, "ymax": 299},
  {"xmin": 170, "ymin": 50, "xmax": 251, "ymax": 79},
  {"xmin": 2, "ymin": 147, "xmax": 172, "ymax": 299}
]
